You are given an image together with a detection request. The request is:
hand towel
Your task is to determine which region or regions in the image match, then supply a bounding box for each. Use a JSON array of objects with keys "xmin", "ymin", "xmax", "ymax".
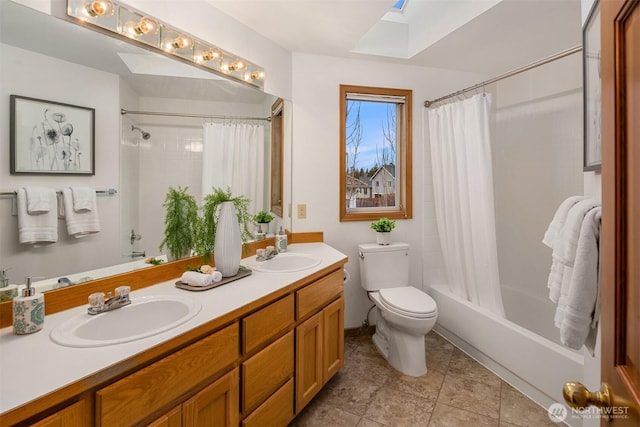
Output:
[
  {"xmin": 558, "ymin": 207, "xmax": 601, "ymax": 354},
  {"xmin": 180, "ymin": 271, "xmax": 222, "ymax": 287},
  {"xmin": 17, "ymin": 187, "xmax": 58, "ymax": 244},
  {"xmin": 70, "ymin": 186, "xmax": 95, "ymax": 212},
  {"xmin": 62, "ymin": 188, "xmax": 100, "ymax": 237},
  {"xmin": 542, "ymin": 196, "xmax": 586, "ymax": 248},
  {"xmin": 24, "ymin": 186, "xmax": 52, "ymax": 214}
]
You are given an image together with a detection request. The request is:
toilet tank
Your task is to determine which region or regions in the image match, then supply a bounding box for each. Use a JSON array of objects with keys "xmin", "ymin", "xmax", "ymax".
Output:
[{"xmin": 358, "ymin": 242, "xmax": 409, "ymax": 291}]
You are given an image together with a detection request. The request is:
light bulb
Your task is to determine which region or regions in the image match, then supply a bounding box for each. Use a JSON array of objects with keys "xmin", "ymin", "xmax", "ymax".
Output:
[
  {"xmin": 123, "ymin": 17, "xmax": 158, "ymax": 37},
  {"xmin": 166, "ymin": 35, "xmax": 193, "ymax": 50},
  {"xmin": 85, "ymin": 0, "xmax": 114, "ymax": 17},
  {"xmin": 229, "ymin": 60, "xmax": 245, "ymax": 71},
  {"xmin": 199, "ymin": 49, "xmax": 220, "ymax": 62}
]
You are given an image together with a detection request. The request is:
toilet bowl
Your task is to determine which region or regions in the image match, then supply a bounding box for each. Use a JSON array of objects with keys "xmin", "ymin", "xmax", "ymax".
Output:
[{"xmin": 358, "ymin": 243, "xmax": 438, "ymax": 376}]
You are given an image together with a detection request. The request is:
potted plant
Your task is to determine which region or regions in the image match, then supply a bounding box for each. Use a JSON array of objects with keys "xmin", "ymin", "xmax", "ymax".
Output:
[
  {"xmin": 370, "ymin": 217, "xmax": 396, "ymax": 245},
  {"xmin": 198, "ymin": 187, "xmax": 254, "ymax": 276},
  {"xmin": 253, "ymin": 210, "xmax": 275, "ymax": 238},
  {"xmin": 159, "ymin": 186, "xmax": 199, "ymax": 260}
]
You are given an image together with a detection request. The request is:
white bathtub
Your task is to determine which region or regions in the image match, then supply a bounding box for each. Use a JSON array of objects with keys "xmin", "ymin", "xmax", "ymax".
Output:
[{"xmin": 429, "ymin": 284, "xmax": 584, "ymax": 426}]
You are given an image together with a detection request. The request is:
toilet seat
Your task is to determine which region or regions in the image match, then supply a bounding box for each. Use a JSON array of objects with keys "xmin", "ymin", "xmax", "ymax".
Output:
[{"xmin": 378, "ymin": 287, "xmax": 437, "ymax": 319}]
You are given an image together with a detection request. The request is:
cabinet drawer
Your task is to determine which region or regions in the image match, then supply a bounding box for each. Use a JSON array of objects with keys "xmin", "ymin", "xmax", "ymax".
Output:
[
  {"xmin": 243, "ymin": 294, "xmax": 294, "ymax": 354},
  {"xmin": 296, "ymin": 269, "xmax": 343, "ymax": 319},
  {"xmin": 242, "ymin": 379, "xmax": 294, "ymax": 427},
  {"xmin": 242, "ymin": 330, "xmax": 293, "ymax": 413},
  {"xmin": 97, "ymin": 323, "xmax": 239, "ymax": 427}
]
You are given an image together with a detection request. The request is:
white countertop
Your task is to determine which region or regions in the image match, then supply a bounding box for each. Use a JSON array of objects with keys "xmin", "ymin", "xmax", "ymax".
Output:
[{"xmin": 0, "ymin": 243, "xmax": 347, "ymax": 415}]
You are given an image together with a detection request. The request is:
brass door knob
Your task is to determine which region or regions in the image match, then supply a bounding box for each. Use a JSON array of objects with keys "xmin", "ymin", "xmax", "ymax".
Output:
[{"xmin": 563, "ymin": 382, "xmax": 613, "ymax": 410}]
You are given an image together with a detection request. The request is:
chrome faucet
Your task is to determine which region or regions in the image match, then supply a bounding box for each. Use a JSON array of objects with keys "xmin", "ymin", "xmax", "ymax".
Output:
[
  {"xmin": 256, "ymin": 246, "xmax": 278, "ymax": 261},
  {"xmin": 87, "ymin": 286, "xmax": 131, "ymax": 315}
]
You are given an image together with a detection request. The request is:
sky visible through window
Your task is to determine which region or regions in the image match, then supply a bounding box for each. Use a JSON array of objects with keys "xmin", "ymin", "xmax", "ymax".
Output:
[
  {"xmin": 392, "ymin": 0, "xmax": 406, "ymax": 11},
  {"xmin": 346, "ymin": 100, "xmax": 396, "ymax": 172}
]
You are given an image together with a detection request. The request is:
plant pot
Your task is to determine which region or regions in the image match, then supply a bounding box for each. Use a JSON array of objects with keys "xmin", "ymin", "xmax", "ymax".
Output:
[
  {"xmin": 376, "ymin": 232, "xmax": 391, "ymax": 245},
  {"xmin": 214, "ymin": 201, "xmax": 242, "ymax": 277}
]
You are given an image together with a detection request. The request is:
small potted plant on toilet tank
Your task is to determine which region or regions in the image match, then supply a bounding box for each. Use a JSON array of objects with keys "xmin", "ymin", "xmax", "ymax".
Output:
[{"xmin": 370, "ymin": 217, "xmax": 395, "ymax": 245}]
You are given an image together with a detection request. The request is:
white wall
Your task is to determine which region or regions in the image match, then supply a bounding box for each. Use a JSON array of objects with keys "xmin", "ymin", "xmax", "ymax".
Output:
[
  {"xmin": 290, "ymin": 52, "xmax": 484, "ymax": 328},
  {"xmin": 0, "ymin": 44, "xmax": 122, "ymax": 284}
]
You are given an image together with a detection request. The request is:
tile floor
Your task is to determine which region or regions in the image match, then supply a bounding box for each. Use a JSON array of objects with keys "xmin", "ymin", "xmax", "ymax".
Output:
[{"xmin": 290, "ymin": 330, "xmax": 560, "ymax": 427}]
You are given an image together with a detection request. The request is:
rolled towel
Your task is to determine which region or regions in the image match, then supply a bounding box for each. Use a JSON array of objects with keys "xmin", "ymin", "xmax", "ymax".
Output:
[
  {"xmin": 180, "ymin": 271, "xmax": 222, "ymax": 287},
  {"xmin": 211, "ymin": 270, "xmax": 223, "ymax": 283}
]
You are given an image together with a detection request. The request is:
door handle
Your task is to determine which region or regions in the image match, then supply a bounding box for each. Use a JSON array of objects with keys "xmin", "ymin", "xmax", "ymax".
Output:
[
  {"xmin": 563, "ymin": 382, "xmax": 614, "ymax": 410},
  {"xmin": 563, "ymin": 382, "xmax": 635, "ymax": 421}
]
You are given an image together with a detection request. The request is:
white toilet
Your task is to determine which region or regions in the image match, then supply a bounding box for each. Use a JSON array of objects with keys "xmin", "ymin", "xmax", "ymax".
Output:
[{"xmin": 358, "ymin": 242, "xmax": 438, "ymax": 376}]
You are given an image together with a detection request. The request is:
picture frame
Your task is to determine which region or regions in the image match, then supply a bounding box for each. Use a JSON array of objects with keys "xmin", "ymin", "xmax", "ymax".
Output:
[
  {"xmin": 10, "ymin": 95, "xmax": 95, "ymax": 175},
  {"xmin": 583, "ymin": 0, "xmax": 601, "ymax": 172}
]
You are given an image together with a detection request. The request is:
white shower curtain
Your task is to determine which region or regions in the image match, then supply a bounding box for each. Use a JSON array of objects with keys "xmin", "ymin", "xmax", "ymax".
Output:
[
  {"xmin": 201, "ymin": 122, "xmax": 265, "ymax": 215},
  {"xmin": 427, "ymin": 93, "xmax": 505, "ymax": 317}
]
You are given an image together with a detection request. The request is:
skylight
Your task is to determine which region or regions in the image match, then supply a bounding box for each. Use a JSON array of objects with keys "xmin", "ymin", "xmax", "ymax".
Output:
[{"xmin": 392, "ymin": 0, "xmax": 407, "ymax": 12}]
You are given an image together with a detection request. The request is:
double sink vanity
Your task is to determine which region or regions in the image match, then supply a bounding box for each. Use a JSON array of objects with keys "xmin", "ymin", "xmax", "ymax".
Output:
[{"xmin": 0, "ymin": 241, "xmax": 348, "ymax": 426}]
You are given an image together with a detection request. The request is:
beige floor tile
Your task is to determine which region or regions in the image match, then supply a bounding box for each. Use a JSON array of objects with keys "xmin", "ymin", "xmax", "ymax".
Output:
[
  {"xmin": 499, "ymin": 383, "xmax": 559, "ymax": 427},
  {"xmin": 292, "ymin": 332, "xmax": 558, "ymax": 427},
  {"xmin": 446, "ymin": 348, "xmax": 502, "ymax": 387},
  {"xmin": 437, "ymin": 374, "xmax": 501, "ymax": 419},
  {"xmin": 428, "ymin": 402, "xmax": 500, "ymax": 427},
  {"xmin": 363, "ymin": 387, "xmax": 435, "ymax": 426}
]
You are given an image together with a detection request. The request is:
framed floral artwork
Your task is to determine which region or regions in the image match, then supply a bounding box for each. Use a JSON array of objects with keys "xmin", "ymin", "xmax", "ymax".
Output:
[{"xmin": 10, "ymin": 95, "xmax": 95, "ymax": 175}]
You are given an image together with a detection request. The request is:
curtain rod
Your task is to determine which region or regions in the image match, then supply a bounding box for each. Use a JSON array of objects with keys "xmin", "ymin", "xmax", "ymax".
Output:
[
  {"xmin": 423, "ymin": 45, "xmax": 582, "ymax": 108},
  {"xmin": 120, "ymin": 109, "xmax": 270, "ymax": 122}
]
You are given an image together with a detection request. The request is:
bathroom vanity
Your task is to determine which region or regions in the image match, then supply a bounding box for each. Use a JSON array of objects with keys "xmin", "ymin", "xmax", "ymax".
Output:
[{"xmin": 0, "ymin": 242, "xmax": 347, "ymax": 426}]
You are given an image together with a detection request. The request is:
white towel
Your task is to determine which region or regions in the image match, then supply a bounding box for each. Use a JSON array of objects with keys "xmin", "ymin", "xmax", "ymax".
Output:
[
  {"xmin": 17, "ymin": 188, "xmax": 58, "ymax": 244},
  {"xmin": 553, "ymin": 198, "xmax": 601, "ymax": 267},
  {"xmin": 180, "ymin": 271, "xmax": 222, "ymax": 287},
  {"xmin": 542, "ymin": 196, "xmax": 586, "ymax": 248},
  {"xmin": 558, "ymin": 207, "xmax": 601, "ymax": 355},
  {"xmin": 70, "ymin": 186, "xmax": 94, "ymax": 212},
  {"xmin": 24, "ymin": 186, "xmax": 52, "ymax": 214},
  {"xmin": 62, "ymin": 188, "xmax": 100, "ymax": 237}
]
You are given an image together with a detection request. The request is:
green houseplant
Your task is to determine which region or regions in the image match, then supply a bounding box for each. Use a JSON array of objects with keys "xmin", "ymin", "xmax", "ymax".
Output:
[
  {"xmin": 371, "ymin": 217, "xmax": 396, "ymax": 245},
  {"xmin": 253, "ymin": 210, "xmax": 275, "ymax": 238},
  {"xmin": 159, "ymin": 186, "xmax": 199, "ymax": 260}
]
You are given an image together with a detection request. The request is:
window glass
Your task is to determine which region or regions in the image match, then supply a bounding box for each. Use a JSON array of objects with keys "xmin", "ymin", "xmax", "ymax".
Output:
[{"xmin": 340, "ymin": 85, "xmax": 412, "ymax": 221}]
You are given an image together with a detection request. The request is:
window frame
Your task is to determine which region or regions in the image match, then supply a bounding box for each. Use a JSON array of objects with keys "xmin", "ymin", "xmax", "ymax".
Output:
[{"xmin": 339, "ymin": 84, "xmax": 412, "ymax": 222}]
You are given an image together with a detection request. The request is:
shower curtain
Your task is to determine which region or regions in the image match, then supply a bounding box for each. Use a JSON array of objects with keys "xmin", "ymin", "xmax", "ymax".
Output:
[
  {"xmin": 427, "ymin": 93, "xmax": 505, "ymax": 317},
  {"xmin": 201, "ymin": 122, "xmax": 265, "ymax": 215}
]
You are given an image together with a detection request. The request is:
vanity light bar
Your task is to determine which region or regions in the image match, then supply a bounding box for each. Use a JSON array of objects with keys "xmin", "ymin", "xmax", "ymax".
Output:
[{"xmin": 66, "ymin": 0, "xmax": 265, "ymax": 89}]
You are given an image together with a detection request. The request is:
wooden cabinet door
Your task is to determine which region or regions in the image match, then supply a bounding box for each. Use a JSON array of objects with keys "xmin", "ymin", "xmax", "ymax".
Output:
[
  {"xmin": 295, "ymin": 311, "xmax": 323, "ymax": 411},
  {"xmin": 146, "ymin": 406, "xmax": 181, "ymax": 427},
  {"xmin": 31, "ymin": 398, "xmax": 92, "ymax": 427},
  {"xmin": 182, "ymin": 368, "xmax": 239, "ymax": 427},
  {"xmin": 323, "ymin": 296, "xmax": 344, "ymax": 380}
]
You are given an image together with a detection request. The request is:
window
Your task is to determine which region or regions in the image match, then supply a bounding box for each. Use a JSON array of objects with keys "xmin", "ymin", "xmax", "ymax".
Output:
[{"xmin": 340, "ymin": 85, "xmax": 412, "ymax": 221}]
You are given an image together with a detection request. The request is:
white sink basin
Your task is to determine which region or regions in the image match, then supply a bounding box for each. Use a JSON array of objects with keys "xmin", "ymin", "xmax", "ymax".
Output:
[
  {"xmin": 247, "ymin": 252, "xmax": 321, "ymax": 273},
  {"xmin": 50, "ymin": 295, "xmax": 201, "ymax": 348}
]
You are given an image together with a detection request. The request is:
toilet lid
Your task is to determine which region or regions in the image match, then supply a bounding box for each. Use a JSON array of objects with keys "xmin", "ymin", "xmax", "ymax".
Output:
[{"xmin": 378, "ymin": 287, "xmax": 437, "ymax": 318}]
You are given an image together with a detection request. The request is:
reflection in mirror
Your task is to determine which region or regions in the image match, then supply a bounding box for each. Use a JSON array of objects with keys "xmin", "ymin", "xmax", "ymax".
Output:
[
  {"xmin": 0, "ymin": 1, "xmax": 291, "ymax": 295},
  {"xmin": 270, "ymin": 98, "xmax": 284, "ymax": 218}
]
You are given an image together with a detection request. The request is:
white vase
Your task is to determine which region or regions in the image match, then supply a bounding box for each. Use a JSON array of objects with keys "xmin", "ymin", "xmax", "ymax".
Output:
[
  {"xmin": 214, "ymin": 201, "xmax": 242, "ymax": 277},
  {"xmin": 376, "ymin": 232, "xmax": 391, "ymax": 245}
]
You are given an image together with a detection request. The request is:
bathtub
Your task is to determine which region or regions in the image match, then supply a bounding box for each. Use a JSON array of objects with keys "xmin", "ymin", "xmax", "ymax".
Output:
[{"xmin": 429, "ymin": 284, "xmax": 584, "ymax": 425}]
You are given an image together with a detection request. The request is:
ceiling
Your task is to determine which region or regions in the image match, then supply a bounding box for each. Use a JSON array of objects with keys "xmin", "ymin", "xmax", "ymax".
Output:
[{"xmin": 206, "ymin": 0, "xmax": 582, "ymax": 77}]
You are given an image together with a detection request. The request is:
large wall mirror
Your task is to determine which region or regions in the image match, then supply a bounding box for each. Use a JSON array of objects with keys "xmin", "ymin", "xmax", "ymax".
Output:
[{"xmin": 0, "ymin": 0, "xmax": 292, "ymax": 294}]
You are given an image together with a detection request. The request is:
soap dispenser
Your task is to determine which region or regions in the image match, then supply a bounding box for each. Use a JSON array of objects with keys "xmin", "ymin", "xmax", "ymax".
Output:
[
  {"xmin": 276, "ymin": 226, "xmax": 288, "ymax": 253},
  {"xmin": 0, "ymin": 269, "xmax": 18, "ymax": 302},
  {"xmin": 13, "ymin": 277, "xmax": 45, "ymax": 335}
]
